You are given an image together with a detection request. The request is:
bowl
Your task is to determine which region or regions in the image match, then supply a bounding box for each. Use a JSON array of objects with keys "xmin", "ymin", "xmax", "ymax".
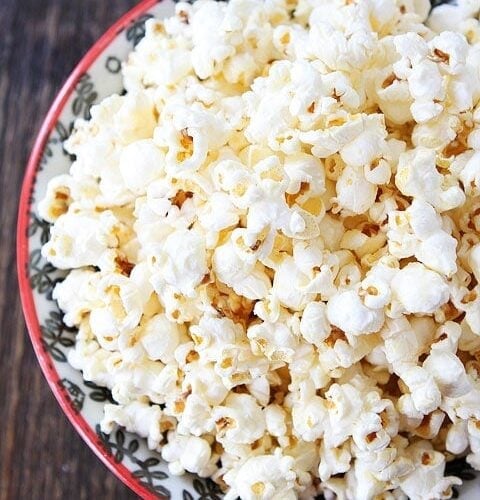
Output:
[
  {"xmin": 16, "ymin": 0, "xmax": 480, "ymax": 498},
  {"xmin": 17, "ymin": 1, "xmax": 223, "ymax": 497}
]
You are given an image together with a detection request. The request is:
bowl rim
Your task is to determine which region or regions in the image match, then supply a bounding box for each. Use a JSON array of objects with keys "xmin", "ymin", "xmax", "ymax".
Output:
[{"xmin": 16, "ymin": 1, "xmax": 164, "ymax": 498}]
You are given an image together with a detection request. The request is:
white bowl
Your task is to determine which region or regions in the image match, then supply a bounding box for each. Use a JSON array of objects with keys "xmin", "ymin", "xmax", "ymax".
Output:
[{"xmin": 16, "ymin": 0, "xmax": 480, "ymax": 498}]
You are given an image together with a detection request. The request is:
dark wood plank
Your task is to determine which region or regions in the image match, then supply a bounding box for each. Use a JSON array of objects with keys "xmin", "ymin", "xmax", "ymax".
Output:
[{"xmin": 0, "ymin": 1, "xmax": 140, "ymax": 499}]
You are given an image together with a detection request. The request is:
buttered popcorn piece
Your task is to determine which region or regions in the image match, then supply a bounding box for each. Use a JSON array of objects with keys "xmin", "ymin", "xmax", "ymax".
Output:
[
  {"xmin": 224, "ymin": 452, "xmax": 297, "ymax": 500},
  {"xmin": 39, "ymin": 0, "xmax": 480, "ymax": 498}
]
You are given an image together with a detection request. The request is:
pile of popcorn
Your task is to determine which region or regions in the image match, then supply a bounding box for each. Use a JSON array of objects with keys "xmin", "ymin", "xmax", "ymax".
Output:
[{"xmin": 39, "ymin": 0, "xmax": 480, "ymax": 498}]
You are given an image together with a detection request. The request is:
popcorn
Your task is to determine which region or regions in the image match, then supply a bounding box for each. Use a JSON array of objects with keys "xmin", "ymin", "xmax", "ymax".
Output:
[
  {"xmin": 318, "ymin": 441, "xmax": 351, "ymax": 481},
  {"xmin": 387, "ymin": 199, "xmax": 458, "ymax": 277},
  {"xmin": 423, "ymin": 350, "xmax": 472, "ymax": 398},
  {"xmin": 391, "ymin": 263, "xmax": 450, "ymax": 315},
  {"xmin": 335, "ymin": 165, "xmax": 378, "ymax": 214},
  {"xmin": 118, "ymin": 139, "xmax": 165, "ymax": 195},
  {"xmin": 224, "ymin": 452, "xmax": 297, "ymax": 500},
  {"xmin": 141, "ymin": 314, "xmax": 185, "ymax": 364},
  {"xmin": 326, "ymin": 290, "xmax": 385, "ymax": 337},
  {"xmin": 177, "ymin": 393, "xmax": 215, "ymax": 436},
  {"xmin": 299, "ymin": 301, "xmax": 331, "ymax": 347},
  {"xmin": 39, "ymin": 0, "xmax": 480, "ymax": 497},
  {"xmin": 212, "ymin": 393, "xmax": 266, "ymax": 445},
  {"xmin": 395, "ymin": 148, "xmax": 465, "ymax": 212},
  {"xmin": 446, "ymin": 420, "xmax": 469, "ymax": 454},
  {"xmin": 264, "ymin": 404, "xmax": 287, "ymax": 438},
  {"xmin": 101, "ymin": 401, "xmax": 163, "ymax": 449},
  {"xmin": 399, "ymin": 366, "xmax": 442, "ymax": 415},
  {"xmin": 292, "ymin": 394, "xmax": 327, "ymax": 442},
  {"xmin": 247, "ymin": 318, "xmax": 298, "ymax": 363},
  {"xmin": 398, "ymin": 442, "xmax": 462, "ymax": 500},
  {"xmin": 42, "ymin": 210, "xmax": 120, "ymax": 269},
  {"xmin": 150, "ymin": 228, "xmax": 208, "ymax": 297},
  {"xmin": 53, "ymin": 269, "xmax": 101, "ymax": 327},
  {"xmin": 162, "ymin": 432, "xmax": 215, "ymax": 477}
]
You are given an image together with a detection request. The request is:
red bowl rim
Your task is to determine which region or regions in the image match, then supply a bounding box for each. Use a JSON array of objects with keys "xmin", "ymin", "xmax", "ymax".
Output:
[{"xmin": 17, "ymin": 1, "xmax": 167, "ymax": 498}]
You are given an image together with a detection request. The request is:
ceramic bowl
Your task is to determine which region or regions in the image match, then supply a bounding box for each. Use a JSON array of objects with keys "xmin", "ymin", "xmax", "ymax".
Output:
[{"xmin": 16, "ymin": 0, "xmax": 480, "ymax": 498}]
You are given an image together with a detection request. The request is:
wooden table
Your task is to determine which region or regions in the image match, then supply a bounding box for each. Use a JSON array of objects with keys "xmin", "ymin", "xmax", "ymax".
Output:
[{"xmin": 0, "ymin": 1, "xmax": 139, "ymax": 498}]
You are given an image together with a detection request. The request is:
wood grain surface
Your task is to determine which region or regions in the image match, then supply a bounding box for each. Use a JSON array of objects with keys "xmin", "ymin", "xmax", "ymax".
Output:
[{"xmin": 0, "ymin": 1, "xmax": 140, "ymax": 499}]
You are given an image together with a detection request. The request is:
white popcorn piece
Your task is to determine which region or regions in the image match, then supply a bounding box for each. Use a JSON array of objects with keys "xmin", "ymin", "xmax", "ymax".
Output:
[
  {"xmin": 335, "ymin": 165, "xmax": 378, "ymax": 214},
  {"xmin": 42, "ymin": 210, "xmax": 120, "ymax": 269},
  {"xmin": 292, "ymin": 394, "xmax": 327, "ymax": 442},
  {"xmin": 101, "ymin": 401, "xmax": 163, "ymax": 450},
  {"xmin": 299, "ymin": 301, "xmax": 331, "ymax": 347},
  {"xmin": 264, "ymin": 404, "xmax": 287, "ymax": 438},
  {"xmin": 177, "ymin": 394, "xmax": 215, "ymax": 437},
  {"xmin": 423, "ymin": 350, "xmax": 472, "ymax": 398},
  {"xmin": 37, "ymin": 174, "xmax": 93, "ymax": 224},
  {"xmin": 391, "ymin": 263, "xmax": 450, "ymax": 315},
  {"xmin": 53, "ymin": 269, "xmax": 101, "ymax": 327},
  {"xmin": 387, "ymin": 199, "xmax": 458, "ymax": 277},
  {"xmin": 428, "ymin": 0, "xmax": 480, "ymax": 33},
  {"xmin": 396, "ymin": 148, "xmax": 465, "ymax": 212},
  {"xmin": 318, "ymin": 440, "xmax": 351, "ymax": 482},
  {"xmin": 248, "ymin": 318, "xmax": 298, "ymax": 364},
  {"xmin": 151, "ymin": 228, "xmax": 208, "ymax": 297},
  {"xmin": 140, "ymin": 313, "xmax": 185, "ymax": 364},
  {"xmin": 399, "ymin": 442, "xmax": 462, "ymax": 500},
  {"xmin": 446, "ymin": 420, "xmax": 469, "ymax": 455},
  {"xmin": 119, "ymin": 139, "xmax": 165, "ymax": 195},
  {"xmin": 327, "ymin": 290, "xmax": 385, "ymax": 337},
  {"xmin": 162, "ymin": 431, "xmax": 215, "ymax": 477},
  {"xmin": 212, "ymin": 393, "xmax": 266, "ymax": 445},
  {"xmin": 224, "ymin": 451, "xmax": 297, "ymax": 500},
  {"xmin": 399, "ymin": 366, "xmax": 442, "ymax": 415}
]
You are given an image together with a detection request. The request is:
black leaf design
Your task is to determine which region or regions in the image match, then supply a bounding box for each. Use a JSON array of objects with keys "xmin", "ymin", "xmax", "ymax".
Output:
[
  {"xmin": 142, "ymin": 457, "xmax": 160, "ymax": 468},
  {"xmin": 430, "ymin": 0, "xmax": 455, "ymax": 8},
  {"xmin": 72, "ymin": 74, "xmax": 99, "ymax": 120},
  {"xmin": 151, "ymin": 471, "xmax": 168, "ymax": 480},
  {"xmin": 55, "ymin": 121, "xmax": 71, "ymax": 142},
  {"xmin": 94, "ymin": 425, "xmax": 173, "ymax": 496},
  {"xmin": 96, "ymin": 424, "xmax": 114, "ymax": 456},
  {"xmin": 84, "ymin": 380, "xmax": 115, "ymax": 403},
  {"xmin": 28, "ymin": 213, "xmax": 51, "ymax": 245},
  {"xmin": 128, "ymin": 439, "xmax": 139, "ymax": 454},
  {"xmin": 59, "ymin": 378, "xmax": 86, "ymax": 412},
  {"xmin": 126, "ymin": 14, "xmax": 154, "ymax": 47},
  {"xmin": 114, "ymin": 449, "xmax": 124, "ymax": 463},
  {"xmin": 152, "ymin": 485, "xmax": 171, "ymax": 497},
  {"xmin": 116, "ymin": 428, "xmax": 125, "ymax": 447},
  {"xmin": 55, "ymin": 120, "xmax": 76, "ymax": 160},
  {"xmin": 41, "ymin": 311, "xmax": 76, "ymax": 363},
  {"xmin": 445, "ymin": 457, "xmax": 477, "ymax": 481},
  {"xmin": 37, "ymin": 139, "xmax": 55, "ymax": 172},
  {"xmin": 42, "ymin": 342, "xmax": 67, "ymax": 362},
  {"xmin": 193, "ymin": 478, "xmax": 223, "ymax": 500},
  {"xmin": 183, "ymin": 491, "xmax": 194, "ymax": 500},
  {"xmin": 193, "ymin": 478, "xmax": 207, "ymax": 496},
  {"xmin": 29, "ymin": 249, "xmax": 58, "ymax": 294}
]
